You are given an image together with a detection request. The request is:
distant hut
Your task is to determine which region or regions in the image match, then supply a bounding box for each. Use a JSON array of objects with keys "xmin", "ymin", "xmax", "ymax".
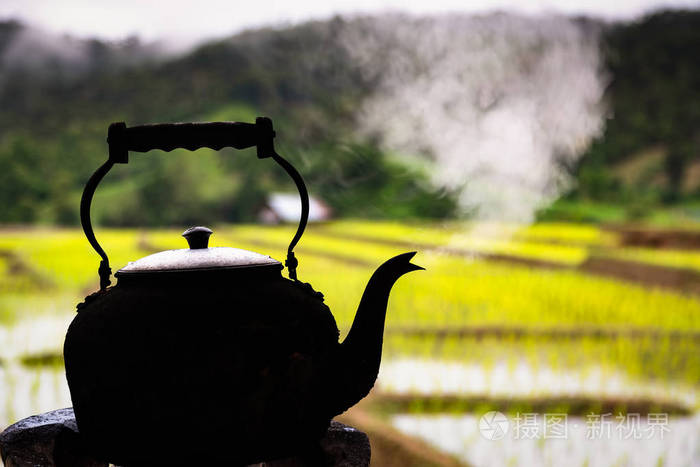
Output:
[{"xmin": 258, "ymin": 193, "xmax": 332, "ymax": 224}]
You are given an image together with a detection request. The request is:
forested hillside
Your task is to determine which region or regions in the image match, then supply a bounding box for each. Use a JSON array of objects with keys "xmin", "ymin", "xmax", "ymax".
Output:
[
  {"xmin": 575, "ymin": 10, "xmax": 700, "ymax": 204},
  {"xmin": 0, "ymin": 10, "xmax": 698, "ymax": 225}
]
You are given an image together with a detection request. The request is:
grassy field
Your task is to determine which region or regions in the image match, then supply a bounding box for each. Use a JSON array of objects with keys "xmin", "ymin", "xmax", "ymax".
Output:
[{"xmin": 1, "ymin": 220, "xmax": 699, "ymax": 465}]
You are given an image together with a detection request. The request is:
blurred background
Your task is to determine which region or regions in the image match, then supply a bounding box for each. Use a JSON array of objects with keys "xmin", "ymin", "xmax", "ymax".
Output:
[{"xmin": 0, "ymin": 1, "xmax": 699, "ymax": 466}]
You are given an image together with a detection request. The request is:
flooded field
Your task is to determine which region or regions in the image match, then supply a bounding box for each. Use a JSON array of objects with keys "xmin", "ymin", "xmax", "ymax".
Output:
[
  {"xmin": 392, "ymin": 413, "xmax": 700, "ymax": 467},
  {"xmin": 0, "ymin": 364, "xmax": 69, "ymax": 428},
  {"xmin": 1, "ymin": 222, "xmax": 699, "ymax": 466},
  {"xmin": 377, "ymin": 358, "xmax": 699, "ymax": 408}
]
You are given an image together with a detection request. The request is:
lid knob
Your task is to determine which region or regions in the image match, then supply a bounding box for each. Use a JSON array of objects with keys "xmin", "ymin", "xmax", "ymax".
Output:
[{"xmin": 182, "ymin": 226, "xmax": 213, "ymax": 249}]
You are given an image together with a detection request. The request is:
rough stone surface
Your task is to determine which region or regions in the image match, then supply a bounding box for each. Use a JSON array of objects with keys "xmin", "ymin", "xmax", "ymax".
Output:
[
  {"xmin": 320, "ymin": 421, "xmax": 371, "ymax": 467},
  {"xmin": 0, "ymin": 409, "xmax": 370, "ymax": 467},
  {"xmin": 0, "ymin": 408, "xmax": 105, "ymax": 467}
]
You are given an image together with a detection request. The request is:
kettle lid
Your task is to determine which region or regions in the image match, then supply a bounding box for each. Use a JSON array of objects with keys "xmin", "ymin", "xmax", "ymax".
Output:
[{"xmin": 116, "ymin": 226, "xmax": 281, "ymax": 275}]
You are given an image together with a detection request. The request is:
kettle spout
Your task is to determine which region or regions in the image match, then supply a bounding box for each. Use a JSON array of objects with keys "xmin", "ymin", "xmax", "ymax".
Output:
[{"xmin": 330, "ymin": 252, "xmax": 423, "ymax": 416}]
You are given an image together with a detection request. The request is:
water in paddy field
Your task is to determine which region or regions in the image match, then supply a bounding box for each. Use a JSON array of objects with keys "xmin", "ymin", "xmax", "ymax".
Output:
[
  {"xmin": 378, "ymin": 358, "xmax": 700, "ymax": 466},
  {"xmin": 0, "ymin": 315, "xmax": 73, "ymax": 430},
  {"xmin": 377, "ymin": 358, "xmax": 699, "ymax": 407},
  {"xmin": 391, "ymin": 413, "xmax": 700, "ymax": 467},
  {"xmin": 0, "ymin": 364, "xmax": 71, "ymax": 430}
]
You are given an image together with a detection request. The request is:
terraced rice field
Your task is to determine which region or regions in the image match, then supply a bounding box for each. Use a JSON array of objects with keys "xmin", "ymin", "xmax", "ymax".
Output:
[{"xmin": 1, "ymin": 220, "xmax": 699, "ymax": 466}]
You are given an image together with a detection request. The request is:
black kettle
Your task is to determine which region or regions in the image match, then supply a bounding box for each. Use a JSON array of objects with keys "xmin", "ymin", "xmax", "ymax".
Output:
[{"xmin": 64, "ymin": 117, "xmax": 422, "ymax": 466}]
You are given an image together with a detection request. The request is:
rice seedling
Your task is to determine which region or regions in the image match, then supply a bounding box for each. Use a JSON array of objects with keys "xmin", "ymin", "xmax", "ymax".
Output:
[{"xmin": 600, "ymin": 247, "xmax": 700, "ymax": 273}]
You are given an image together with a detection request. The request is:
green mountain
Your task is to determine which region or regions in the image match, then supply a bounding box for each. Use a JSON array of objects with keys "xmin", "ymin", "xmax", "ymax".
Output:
[
  {"xmin": 0, "ymin": 10, "xmax": 698, "ymax": 225},
  {"xmin": 574, "ymin": 10, "xmax": 700, "ymax": 205}
]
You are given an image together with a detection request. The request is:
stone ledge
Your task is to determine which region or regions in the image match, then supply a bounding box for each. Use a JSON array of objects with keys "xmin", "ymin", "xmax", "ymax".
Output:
[{"xmin": 0, "ymin": 408, "xmax": 370, "ymax": 467}]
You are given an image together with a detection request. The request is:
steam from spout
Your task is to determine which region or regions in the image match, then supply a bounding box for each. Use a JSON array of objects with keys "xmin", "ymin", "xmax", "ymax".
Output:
[{"xmin": 341, "ymin": 13, "xmax": 607, "ymax": 223}]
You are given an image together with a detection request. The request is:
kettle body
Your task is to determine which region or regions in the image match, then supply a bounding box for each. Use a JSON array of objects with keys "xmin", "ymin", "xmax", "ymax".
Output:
[{"xmin": 65, "ymin": 267, "xmax": 340, "ymax": 465}]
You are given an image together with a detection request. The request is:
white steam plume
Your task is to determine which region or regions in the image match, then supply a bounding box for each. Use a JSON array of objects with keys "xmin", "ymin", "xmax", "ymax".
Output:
[{"xmin": 342, "ymin": 13, "xmax": 607, "ymax": 223}]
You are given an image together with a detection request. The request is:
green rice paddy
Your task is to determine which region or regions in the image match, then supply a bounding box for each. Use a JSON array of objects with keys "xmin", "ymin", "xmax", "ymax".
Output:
[{"xmin": 1, "ymin": 220, "xmax": 699, "ymax": 435}]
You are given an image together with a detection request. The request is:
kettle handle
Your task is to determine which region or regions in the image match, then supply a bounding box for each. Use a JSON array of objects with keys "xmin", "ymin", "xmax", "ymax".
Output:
[{"xmin": 80, "ymin": 117, "xmax": 308, "ymax": 290}]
